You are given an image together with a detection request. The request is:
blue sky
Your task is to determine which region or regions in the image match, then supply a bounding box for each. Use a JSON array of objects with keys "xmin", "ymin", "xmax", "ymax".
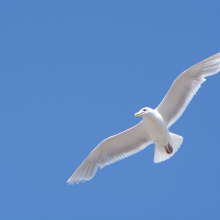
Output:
[{"xmin": 1, "ymin": 1, "xmax": 220, "ymax": 219}]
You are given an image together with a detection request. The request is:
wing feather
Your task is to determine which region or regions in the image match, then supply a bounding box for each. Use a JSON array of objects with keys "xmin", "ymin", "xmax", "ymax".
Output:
[
  {"xmin": 67, "ymin": 121, "xmax": 152, "ymax": 184},
  {"xmin": 157, "ymin": 52, "xmax": 220, "ymax": 127}
]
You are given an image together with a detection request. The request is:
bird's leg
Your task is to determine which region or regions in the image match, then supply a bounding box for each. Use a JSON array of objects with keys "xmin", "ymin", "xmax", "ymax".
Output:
[{"xmin": 165, "ymin": 143, "xmax": 173, "ymax": 154}]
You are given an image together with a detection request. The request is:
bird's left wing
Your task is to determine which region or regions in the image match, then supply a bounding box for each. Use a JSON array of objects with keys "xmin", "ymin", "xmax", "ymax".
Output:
[
  {"xmin": 157, "ymin": 52, "xmax": 220, "ymax": 128},
  {"xmin": 67, "ymin": 121, "xmax": 152, "ymax": 184}
]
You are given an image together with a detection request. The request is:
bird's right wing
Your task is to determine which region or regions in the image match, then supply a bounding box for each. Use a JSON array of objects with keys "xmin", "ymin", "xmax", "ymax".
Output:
[
  {"xmin": 157, "ymin": 52, "xmax": 220, "ymax": 128},
  {"xmin": 67, "ymin": 121, "xmax": 152, "ymax": 184}
]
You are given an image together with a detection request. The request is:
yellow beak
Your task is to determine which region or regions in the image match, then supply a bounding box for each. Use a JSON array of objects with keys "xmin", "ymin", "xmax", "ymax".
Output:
[{"xmin": 134, "ymin": 112, "xmax": 142, "ymax": 118}]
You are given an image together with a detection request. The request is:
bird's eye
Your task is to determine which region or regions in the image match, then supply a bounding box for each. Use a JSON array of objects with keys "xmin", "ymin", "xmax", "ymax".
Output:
[{"xmin": 143, "ymin": 109, "xmax": 146, "ymax": 111}]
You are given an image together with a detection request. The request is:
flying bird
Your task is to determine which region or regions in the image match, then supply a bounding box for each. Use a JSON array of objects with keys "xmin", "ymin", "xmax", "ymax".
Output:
[{"xmin": 67, "ymin": 52, "xmax": 220, "ymax": 185}]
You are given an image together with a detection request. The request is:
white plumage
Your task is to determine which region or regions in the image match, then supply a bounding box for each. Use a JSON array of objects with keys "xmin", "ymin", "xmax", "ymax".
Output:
[
  {"xmin": 157, "ymin": 53, "xmax": 220, "ymax": 127},
  {"xmin": 67, "ymin": 52, "xmax": 220, "ymax": 185}
]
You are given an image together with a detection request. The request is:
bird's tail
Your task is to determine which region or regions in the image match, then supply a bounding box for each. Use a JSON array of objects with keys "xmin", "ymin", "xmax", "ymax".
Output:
[{"xmin": 154, "ymin": 132, "xmax": 183, "ymax": 163}]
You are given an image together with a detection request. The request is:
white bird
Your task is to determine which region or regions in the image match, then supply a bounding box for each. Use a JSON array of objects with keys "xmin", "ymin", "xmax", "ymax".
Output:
[{"xmin": 67, "ymin": 52, "xmax": 220, "ymax": 185}]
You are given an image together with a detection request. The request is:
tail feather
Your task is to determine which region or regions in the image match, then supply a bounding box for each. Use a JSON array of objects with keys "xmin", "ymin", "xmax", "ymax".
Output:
[{"xmin": 154, "ymin": 132, "xmax": 183, "ymax": 163}]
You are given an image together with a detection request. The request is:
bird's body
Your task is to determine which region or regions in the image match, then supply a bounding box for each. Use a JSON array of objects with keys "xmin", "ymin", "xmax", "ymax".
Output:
[
  {"xmin": 138, "ymin": 108, "xmax": 183, "ymax": 163},
  {"xmin": 142, "ymin": 108, "xmax": 169, "ymax": 148},
  {"xmin": 67, "ymin": 52, "xmax": 220, "ymax": 185}
]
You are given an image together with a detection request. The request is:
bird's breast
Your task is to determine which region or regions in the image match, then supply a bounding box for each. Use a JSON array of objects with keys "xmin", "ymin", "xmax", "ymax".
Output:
[{"xmin": 143, "ymin": 111, "xmax": 169, "ymax": 145}]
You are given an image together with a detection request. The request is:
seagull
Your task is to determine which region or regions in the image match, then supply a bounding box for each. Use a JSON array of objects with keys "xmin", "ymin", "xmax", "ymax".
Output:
[{"xmin": 67, "ymin": 52, "xmax": 220, "ymax": 185}]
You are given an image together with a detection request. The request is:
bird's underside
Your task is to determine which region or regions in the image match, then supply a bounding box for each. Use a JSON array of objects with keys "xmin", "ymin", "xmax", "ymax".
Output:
[
  {"xmin": 67, "ymin": 52, "xmax": 220, "ymax": 185},
  {"xmin": 165, "ymin": 143, "xmax": 173, "ymax": 154}
]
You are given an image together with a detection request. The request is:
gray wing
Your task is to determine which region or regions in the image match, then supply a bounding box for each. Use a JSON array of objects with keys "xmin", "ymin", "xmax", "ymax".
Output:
[
  {"xmin": 157, "ymin": 52, "xmax": 220, "ymax": 127},
  {"xmin": 67, "ymin": 121, "xmax": 152, "ymax": 184}
]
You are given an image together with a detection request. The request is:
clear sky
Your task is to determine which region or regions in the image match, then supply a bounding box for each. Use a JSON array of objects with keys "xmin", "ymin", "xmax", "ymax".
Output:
[{"xmin": 1, "ymin": 1, "xmax": 220, "ymax": 219}]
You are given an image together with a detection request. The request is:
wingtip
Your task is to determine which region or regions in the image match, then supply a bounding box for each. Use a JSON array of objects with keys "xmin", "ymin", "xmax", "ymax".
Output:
[
  {"xmin": 67, "ymin": 177, "xmax": 75, "ymax": 185},
  {"xmin": 67, "ymin": 177, "xmax": 83, "ymax": 185}
]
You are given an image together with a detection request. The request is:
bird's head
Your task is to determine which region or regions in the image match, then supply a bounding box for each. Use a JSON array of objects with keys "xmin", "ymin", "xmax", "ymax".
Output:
[{"xmin": 134, "ymin": 107, "xmax": 153, "ymax": 118}]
